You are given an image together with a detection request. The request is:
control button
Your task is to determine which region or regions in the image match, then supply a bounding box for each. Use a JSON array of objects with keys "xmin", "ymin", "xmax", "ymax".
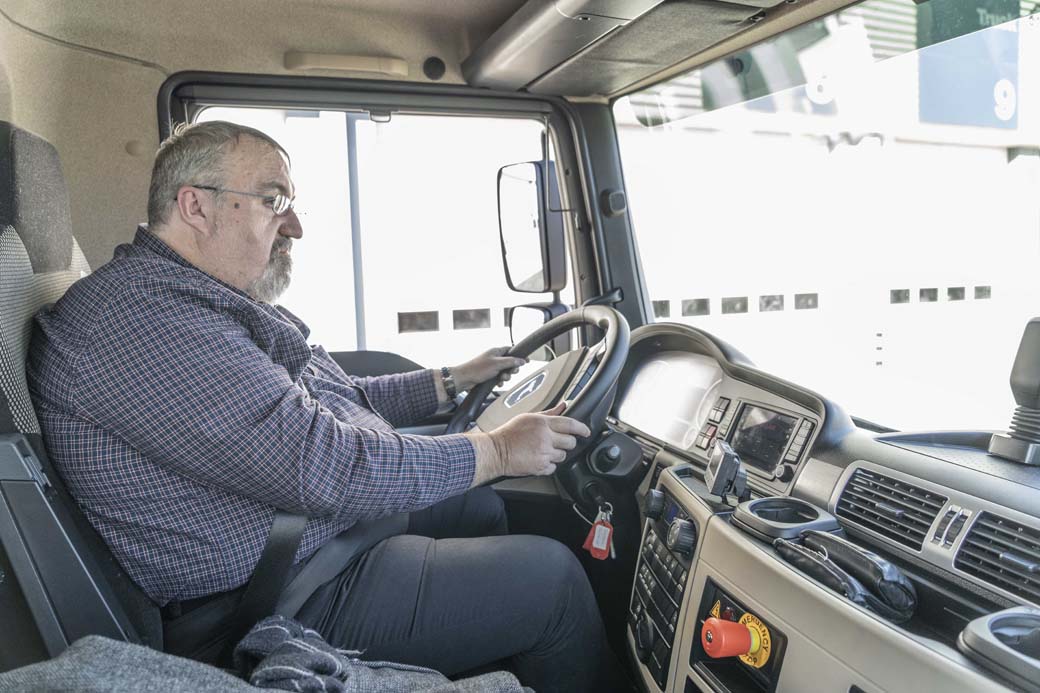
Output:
[
  {"xmin": 647, "ymin": 656, "xmax": 662, "ymax": 686},
  {"xmin": 666, "ymin": 519, "xmax": 696, "ymax": 556},
  {"xmin": 706, "ymin": 424, "xmax": 717, "ymax": 438},
  {"xmin": 774, "ymin": 465, "xmax": 795, "ymax": 483},
  {"xmin": 696, "ymin": 436, "xmax": 709, "ymax": 450},
  {"xmin": 596, "ymin": 444, "xmax": 622, "ymax": 471},
  {"xmin": 701, "ymin": 617, "xmax": 759, "ymax": 659},
  {"xmin": 635, "ymin": 615, "xmax": 655, "ymax": 663},
  {"xmin": 652, "ymin": 640, "xmax": 670, "ymax": 686},
  {"xmin": 709, "ymin": 408, "xmax": 723, "ymax": 423},
  {"xmin": 944, "ymin": 510, "xmax": 972, "ymax": 547},
  {"xmin": 680, "ymin": 570, "xmax": 688, "ymax": 583},
  {"xmin": 671, "ymin": 563, "xmax": 684, "ymax": 581},
  {"xmin": 932, "ymin": 506, "xmax": 959, "ymax": 543},
  {"xmin": 643, "ymin": 489, "xmax": 665, "ymax": 520}
]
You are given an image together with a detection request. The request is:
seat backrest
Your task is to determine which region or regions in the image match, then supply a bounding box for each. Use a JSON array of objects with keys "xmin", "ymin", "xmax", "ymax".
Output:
[{"xmin": 0, "ymin": 121, "xmax": 162, "ymax": 673}]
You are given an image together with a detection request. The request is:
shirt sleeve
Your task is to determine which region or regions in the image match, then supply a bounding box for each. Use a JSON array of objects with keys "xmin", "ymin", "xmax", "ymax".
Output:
[
  {"xmin": 307, "ymin": 346, "xmax": 440, "ymax": 427},
  {"xmin": 72, "ymin": 279, "xmax": 475, "ymax": 520}
]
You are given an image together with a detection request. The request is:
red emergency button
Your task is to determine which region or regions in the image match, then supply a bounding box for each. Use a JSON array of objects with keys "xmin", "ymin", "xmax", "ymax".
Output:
[{"xmin": 701, "ymin": 617, "xmax": 760, "ymax": 659}]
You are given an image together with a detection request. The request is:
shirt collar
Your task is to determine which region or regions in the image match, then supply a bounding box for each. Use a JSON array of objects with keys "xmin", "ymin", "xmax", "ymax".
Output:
[{"xmin": 132, "ymin": 224, "xmax": 251, "ymax": 300}]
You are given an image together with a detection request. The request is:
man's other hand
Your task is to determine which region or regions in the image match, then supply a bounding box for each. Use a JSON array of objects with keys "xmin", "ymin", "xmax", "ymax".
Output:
[
  {"xmin": 467, "ymin": 403, "xmax": 591, "ymax": 486},
  {"xmin": 453, "ymin": 347, "xmax": 527, "ymax": 392}
]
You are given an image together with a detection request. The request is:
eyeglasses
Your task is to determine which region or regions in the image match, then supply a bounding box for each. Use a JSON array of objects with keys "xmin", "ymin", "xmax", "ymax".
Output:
[{"xmin": 189, "ymin": 185, "xmax": 296, "ymax": 216}]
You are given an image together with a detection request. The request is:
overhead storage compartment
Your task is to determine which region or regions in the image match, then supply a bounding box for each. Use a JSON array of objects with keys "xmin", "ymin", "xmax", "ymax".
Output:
[
  {"xmin": 462, "ymin": 0, "xmax": 667, "ymax": 91},
  {"xmin": 463, "ymin": 0, "xmax": 791, "ymax": 97}
]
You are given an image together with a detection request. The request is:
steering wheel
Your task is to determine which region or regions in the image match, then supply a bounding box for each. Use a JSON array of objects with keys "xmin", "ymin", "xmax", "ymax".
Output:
[{"xmin": 445, "ymin": 305, "xmax": 630, "ymax": 444}]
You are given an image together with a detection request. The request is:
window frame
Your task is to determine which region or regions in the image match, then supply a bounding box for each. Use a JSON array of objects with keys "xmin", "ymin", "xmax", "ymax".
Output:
[{"xmin": 158, "ymin": 71, "xmax": 605, "ymax": 341}]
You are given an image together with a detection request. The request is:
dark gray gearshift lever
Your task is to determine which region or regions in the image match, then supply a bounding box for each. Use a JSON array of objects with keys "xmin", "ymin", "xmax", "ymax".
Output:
[{"xmin": 990, "ymin": 319, "xmax": 1040, "ymax": 465}]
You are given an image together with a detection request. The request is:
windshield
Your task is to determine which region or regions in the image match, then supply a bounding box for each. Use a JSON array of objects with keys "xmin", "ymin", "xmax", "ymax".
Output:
[{"xmin": 614, "ymin": 0, "xmax": 1040, "ymax": 431}]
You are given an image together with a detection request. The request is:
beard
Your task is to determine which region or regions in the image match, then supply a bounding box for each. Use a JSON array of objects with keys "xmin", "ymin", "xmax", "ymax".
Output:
[{"xmin": 246, "ymin": 237, "xmax": 293, "ymax": 304}]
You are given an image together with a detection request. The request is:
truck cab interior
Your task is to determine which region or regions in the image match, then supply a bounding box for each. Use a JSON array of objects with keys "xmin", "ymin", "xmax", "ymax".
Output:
[{"xmin": 2, "ymin": 0, "xmax": 1040, "ymax": 691}]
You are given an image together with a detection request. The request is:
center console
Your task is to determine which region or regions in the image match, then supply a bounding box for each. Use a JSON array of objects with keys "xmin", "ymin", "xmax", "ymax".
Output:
[
  {"xmin": 628, "ymin": 463, "xmax": 1017, "ymax": 693},
  {"xmin": 630, "ymin": 473, "xmax": 699, "ymax": 689}
]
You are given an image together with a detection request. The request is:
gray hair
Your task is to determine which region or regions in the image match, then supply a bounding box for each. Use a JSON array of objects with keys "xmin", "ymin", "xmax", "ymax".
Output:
[{"xmin": 147, "ymin": 120, "xmax": 289, "ymax": 227}]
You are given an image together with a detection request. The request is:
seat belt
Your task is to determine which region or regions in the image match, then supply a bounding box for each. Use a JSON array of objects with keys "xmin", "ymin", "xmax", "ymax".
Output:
[
  {"xmin": 275, "ymin": 513, "xmax": 408, "ymax": 618},
  {"xmin": 221, "ymin": 510, "xmax": 308, "ymax": 661}
]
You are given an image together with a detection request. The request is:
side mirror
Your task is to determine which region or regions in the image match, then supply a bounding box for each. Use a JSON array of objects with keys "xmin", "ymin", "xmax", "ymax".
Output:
[
  {"xmin": 497, "ymin": 161, "xmax": 566, "ymax": 294},
  {"xmin": 507, "ymin": 303, "xmax": 573, "ymax": 362}
]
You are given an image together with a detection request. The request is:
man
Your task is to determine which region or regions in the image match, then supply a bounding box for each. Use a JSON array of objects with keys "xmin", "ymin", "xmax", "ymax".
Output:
[{"xmin": 28, "ymin": 121, "xmax": 622, "ymax": 692}]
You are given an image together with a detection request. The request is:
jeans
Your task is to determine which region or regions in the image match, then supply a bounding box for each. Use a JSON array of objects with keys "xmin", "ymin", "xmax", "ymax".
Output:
[{"xmin": 295, "ymin": 487, "xmax": 627, "ymax": 692}]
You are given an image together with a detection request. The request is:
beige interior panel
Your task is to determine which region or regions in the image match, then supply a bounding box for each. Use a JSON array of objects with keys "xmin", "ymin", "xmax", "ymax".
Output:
[
  {"xmin": 0, "ymin": 1, "xmax": 524, "ymax": 85},
  {"xmin": 0, "ymin": 12, "xmax": 161, "ymax": 267},
  {"xmin": 681, "ymin": 517, "xmax": 1011, "ymax": 692}
]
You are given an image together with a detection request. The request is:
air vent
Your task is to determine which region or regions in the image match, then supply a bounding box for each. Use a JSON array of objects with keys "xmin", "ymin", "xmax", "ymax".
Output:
[
  {"xmin": 955, "ymin": 512, "xmax": 1040, "ymax": 605},
  {"xmin": 836, "ymin": 468, "xmax": 948, "ymax": 550}
]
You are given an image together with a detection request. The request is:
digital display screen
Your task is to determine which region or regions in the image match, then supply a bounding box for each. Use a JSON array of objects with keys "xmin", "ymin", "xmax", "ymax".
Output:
[
  {"xmin": 729, "ymin": 405, "xmax": 798, "ymax": 472},
  {"xmin": 616, "ymin": 352, "xmax": 723, "ymax": 449},
  {"xmin": 664, "ymin": 499, "xmax": 681, "ymax": 524}
]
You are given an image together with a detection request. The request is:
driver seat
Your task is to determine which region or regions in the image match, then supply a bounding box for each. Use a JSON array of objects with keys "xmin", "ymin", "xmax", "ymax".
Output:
[{"xmin": 0, "ymin": 120, "xmax": 162, "ymax": 672}]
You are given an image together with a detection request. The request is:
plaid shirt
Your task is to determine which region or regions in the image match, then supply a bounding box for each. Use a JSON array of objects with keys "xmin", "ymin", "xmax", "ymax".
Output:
[{"xmin": 27, "ymin": 227, "xmax": 475, "ymax": 605}]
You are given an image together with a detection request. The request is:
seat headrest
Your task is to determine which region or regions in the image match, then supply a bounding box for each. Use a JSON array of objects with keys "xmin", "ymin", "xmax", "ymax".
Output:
[{"xmin": 0, "ymin": 121, "xmax": 74, "ymax": 273}]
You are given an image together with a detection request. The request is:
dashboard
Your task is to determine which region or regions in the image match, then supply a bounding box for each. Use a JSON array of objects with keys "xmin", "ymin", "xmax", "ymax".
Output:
[
  {"xmin": 617, "ymin": 350, "xmax": 818, "ymax": 491},
  {"xmin": 606, "ymin": 323, "xmax": 1040, "ymax": 693}
]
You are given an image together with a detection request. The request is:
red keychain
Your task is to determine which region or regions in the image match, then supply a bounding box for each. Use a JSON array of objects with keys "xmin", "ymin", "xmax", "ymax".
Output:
[{"xmin": 583, "ymin": 504, "xmax": 614, "ymax": 560}]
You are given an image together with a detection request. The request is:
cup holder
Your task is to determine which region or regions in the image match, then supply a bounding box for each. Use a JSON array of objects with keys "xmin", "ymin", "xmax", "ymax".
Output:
[
  {"xmin": 731, "ymin": 497, "xmax": 840, "ymax": 542},
  {"xmin": 959, "ymin": 607, "xmax": 1040, "ymax": 692},
  {"xmin": 993, "ymin": 616, "xmax": 1040, "ymax": 659},
  {"xmin": 747, "ymin": 498, "xmax": 821, "ymax": 524}
]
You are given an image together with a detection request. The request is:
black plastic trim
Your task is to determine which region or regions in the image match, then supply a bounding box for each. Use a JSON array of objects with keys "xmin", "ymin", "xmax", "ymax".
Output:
[{"xmin": 159, "ymin": 71, "xmax": 557, "ymax": 140}]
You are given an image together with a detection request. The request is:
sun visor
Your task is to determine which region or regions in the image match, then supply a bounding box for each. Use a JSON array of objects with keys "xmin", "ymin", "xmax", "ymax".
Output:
[{"xmin": 462, "ymin": 0, "xmax": 667, "ymax": 91}]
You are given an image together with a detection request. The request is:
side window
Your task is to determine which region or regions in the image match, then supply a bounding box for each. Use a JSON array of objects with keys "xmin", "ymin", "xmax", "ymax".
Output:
[{"xmin": 198, "ymin": 107, "xmax": 574, "ymax": 366}]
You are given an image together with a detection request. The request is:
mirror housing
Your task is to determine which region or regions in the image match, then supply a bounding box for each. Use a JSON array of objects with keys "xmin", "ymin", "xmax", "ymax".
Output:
[
  {"xmin": 507, "ymin": 303, "xmax": 573, "ymax": 361},
  {"xmin": 497, "ymin": 161, "xmax": 566, "ymax": 294}
]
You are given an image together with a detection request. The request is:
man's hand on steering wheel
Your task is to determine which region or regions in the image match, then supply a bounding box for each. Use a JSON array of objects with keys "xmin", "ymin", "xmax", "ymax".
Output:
[
  {"xmin": 446, "ymin": 306, "xmax": 631, "ymax": 489},
  {"xmin": 467, "ymin": 402, "xmax": 591, "ymax": 486},
  {"xmin": 451, "ymin": 347, "xmax": 527, "ymax": 392}
]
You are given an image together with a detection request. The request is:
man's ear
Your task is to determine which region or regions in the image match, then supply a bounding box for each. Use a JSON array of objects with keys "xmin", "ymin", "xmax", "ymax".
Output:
[{"xmin": 174, "ymin": 186, "xmax": 215, "ymax": 237}]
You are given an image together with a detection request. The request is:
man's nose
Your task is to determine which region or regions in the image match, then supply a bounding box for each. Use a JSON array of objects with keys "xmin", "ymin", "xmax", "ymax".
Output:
[{"xmin": 279, "ymin": 209, "xmax": 303, "ymax": 239}]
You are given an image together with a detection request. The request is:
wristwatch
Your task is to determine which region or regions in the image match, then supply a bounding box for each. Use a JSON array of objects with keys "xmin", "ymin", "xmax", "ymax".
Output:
[{"xmin": 440, "ymin": 366, "xmax": 458, "ymax": 399}]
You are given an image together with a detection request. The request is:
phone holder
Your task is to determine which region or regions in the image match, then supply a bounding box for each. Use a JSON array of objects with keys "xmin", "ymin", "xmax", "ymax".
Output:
[{"xmin": 704, "ymin": 441, "xmax": 750, "ymax": 505}]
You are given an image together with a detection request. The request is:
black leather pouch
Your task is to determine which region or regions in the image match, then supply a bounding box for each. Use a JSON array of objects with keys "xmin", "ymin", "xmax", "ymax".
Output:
[
  {"xmin": 774, "ymin": 537, "xmax": 915, "ymax": 623},
  {"xmin": 803, "ymin": 530, "xmax": 917, "ymax": 618}
]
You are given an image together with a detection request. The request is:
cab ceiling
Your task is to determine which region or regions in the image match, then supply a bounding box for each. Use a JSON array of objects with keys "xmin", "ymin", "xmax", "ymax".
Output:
[
  {"xmin": 0, "ymin": 0, "xmax": 527, "ymax": 86},
  {"xmin": 1, "ymin": 0, "xmax": 844, "ymax": 100}
]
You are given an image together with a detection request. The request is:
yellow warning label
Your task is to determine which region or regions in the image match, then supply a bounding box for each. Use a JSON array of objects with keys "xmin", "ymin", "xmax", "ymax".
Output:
[
  {"xmin": 709, "ymin": 600, "xmax": 721, "ymax": 619},
  {"xmin": 737, "ymin": 613, "xmax": 772, "ymax": 669}
]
